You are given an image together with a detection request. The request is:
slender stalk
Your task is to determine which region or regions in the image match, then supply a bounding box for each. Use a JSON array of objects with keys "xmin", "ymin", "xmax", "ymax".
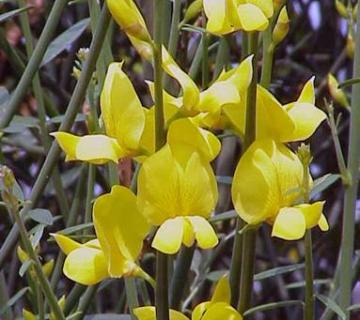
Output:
[
  {"xmin": 235, "ymin": 32, "xmax": 259, "ymax": 314},
  {"xmin": 36, "ymin": 282, "xmax": 45, "ymax": 320},
  {"xmin": 214, "ymin": 37, "xmax": 230, "ymax": 79},
  {"xmin": 202, "ymin": 32, "xmax": 210, "ymax": 89},
  {"xmin": 10, "ymin": 202, "xmax": 65, "ymax": 319},
  {"xmin": 260, "ymin": 27, "xmax": 274, "ymax": 88},
  {"xmin": 304, "ymin": 231, "xmax": 314, "ymax": 320},
  {"xmin": 0, "ymin": 5, "xmax": 111, "ymax": 269},
  {"xmin": 338, "ymin": 4, "xmax": 360, "ymax": 316},
  {"xmin": 153, "ymin": 1, "xmax": 168, "ymax": 318},
  {"xmin": 84, "ymin": 164, "xmax": 95, "ymax": 224},
  {"xmin": 0, "ymin": 0, "xmax": 68, "ymax": 129},
  {"xmin": 167, "ymin": 0, "xmax": 182, "ymax": 57},
  {"xmin": 170, "ymin": 246, "xmax": 195, "ymax": 310}
]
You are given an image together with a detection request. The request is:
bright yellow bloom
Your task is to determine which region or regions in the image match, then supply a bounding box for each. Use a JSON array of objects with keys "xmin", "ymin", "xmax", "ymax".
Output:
[
  {"xmin": 53, "ymin": 186, "xmax": 150, "ymax": 285},
  {"xmin": 224, "ymin": 78, "xmax": 327, "ymax": 142},
  {"xmin": 232, "ymin": 139, "xmax": 329, "ymax": 240},
  {"xmin": 203, "ymin": 0, "xmax": 274, "ymax": 34},
  {"xmin": 107, "ymin": 0, "xmax": 153, "ymax": 60},
  {"xmin": 137, "ymin": 144, "xmax": 219, "ymax": 254},
  {"xmin": 161, "ymin": 48, "xmax": 253, "ymax": 127},
  {"xmin": 134, "ymin": 276, "xmax": 242, "ymax": 320},
  {"xmin": 52, "ymin": 62, "xmax": 146, "ymax": 164}
]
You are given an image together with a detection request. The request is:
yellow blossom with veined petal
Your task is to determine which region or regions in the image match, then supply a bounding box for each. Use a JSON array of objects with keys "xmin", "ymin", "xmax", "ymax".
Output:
[
  {"xmin": 231, "ymin": 139, "xmax": 328, "ymax": 240},
  {"xmin": 203, "ymin": 0, "xmax": 273, "ymax": 34},
  {"xmin": 224, "ymin": 78, "xmax": 326, "ymax": 142},
  {"xmin": 52, "ymin": 62, "xmax": 146, "ymax": 164},
  {"xmin": 137, "ymin": 144, "xmax": 219, "ymax": 254},
  {"xmin": 52, "ymin": 186, "xmax": 151, "ymax": 285},
  {"xmin": 134, "ymin": 276, "xmax": 242, "ymax": 320}
]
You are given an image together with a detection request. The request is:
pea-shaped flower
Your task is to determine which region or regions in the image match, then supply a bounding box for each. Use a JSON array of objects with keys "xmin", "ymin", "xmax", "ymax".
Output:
[
  {"xmin": 137, "ymin": 143, "xmax": 219, "ymax": 254},
  {"xmin": 52, "ymin": 62, "xmax": 146, "ymax": 164},
  {"xmin": 204, "ymin": 0, "xmax": 274, "ymax": 34},
  {"xmin": 53, "ymin": 186, "xmax": 151, "ymax": 285},
  {"xmin": 224, "ymin": 78, "xmax": 327, "ymax": 143},
  {"xmin": 232, "ymin": 139, "xmax": 329, "ymax": 240},
  {"xmin": 134, "ymin": 275, "xmax": 242, "ymax": 320}
]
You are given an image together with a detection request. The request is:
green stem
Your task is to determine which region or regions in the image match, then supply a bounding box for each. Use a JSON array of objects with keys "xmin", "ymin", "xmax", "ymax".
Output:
[
  {"xmin": 338, "ymin": 3, "xmax": 360, "ymax": 316},
  {"xmin": 156, "ymin": 252, "xmax": 169, "ymax": 320},
  {"xmin": 170, "ymin": 246, "xmax": 195, "ymax": 310},
  {"xmin": 234, "ymin": 32, "xmax": 259, "ymax": 313},
  {"xmin": 36, "ymin": 282, "xmax": 45, "ymax": 320},
  {"xmin": 0, "ymin": 0, "xmax": 68, "ymax": 129},
  {"xmin": 0, "ymin": 5, "xmax": 111, "ymax": 269},
  {"xmin": 304, "ymin": 230, "xmax": 314, "ymax": 320},
  {"xmin": 167, "ymin": 0, "xmax": 182, "ymax": 57},
  {"xmin": 260, "ymin": 29, "xmax": 274, "ymax": 88},
  {"xmin": 11, "ymin": 202, "xmax": 65, "ymax": 319},
  {"xmin": 202, "ymin": 32, "xmax": 210, "ymax": 89},
  {"xmin": 214, "ymin": 36, "xmax": 230, "ymax": 79},
  {"xmin": 84, "ymin": 164, "xmax": 95, "ymax": 225}
]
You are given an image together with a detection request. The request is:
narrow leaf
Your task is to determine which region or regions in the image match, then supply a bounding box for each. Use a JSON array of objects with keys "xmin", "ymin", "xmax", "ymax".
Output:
[
  {"xmin": 0, "ymin": 6, "xmax": 31, "ymax": 23},
  {"xmin": 58, "ymin": 222, "xmax": 94, "ymax": 235},
  {"xmin": 41, "ymin": 18, "xmax": 90, "ymax": 66},
  {"xmin": 254, "ymin": 263, "xmax": 304, "ymax": 281},
  {"xmin": 210, "ymin": 210, "xmax": 237, "ymax": 223},
  {"xmin": 316, "ymin": 294, "xmax": 346, "ymax": 320},
  {"xmin": 28, "ymin": 208, "xmax": 54, "ymax": 226},
  {"xmin": 310, "ymin": 174, "xmax": 341, "ymax": 199},
  {"xmin": 244, "ymin": 300, "xmax": 304, "ymax": 316},
  {"xmin": 19, "ymin": 260, "xmax": 33, "ymax": 277},
  {"xmin": 0, "ymin": 287, "xmax": 29, "ymax": 316}
]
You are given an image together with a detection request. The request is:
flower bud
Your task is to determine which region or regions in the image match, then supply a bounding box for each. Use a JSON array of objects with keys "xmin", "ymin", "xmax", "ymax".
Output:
[
  {"xmin": 107, "ymin": 0, "xmax": 151, "ymax": 43},
  {"xmin": 183, "ymin": 0, "xmax": 203, "ymax": 24},
  {"xmin": 346, "ymin": 34, "xmax": 355, "ymax": 59},
  {"xmin": 272, "ymin": 6, "xmax": 290, "ymax": 47},
  {"xmin": 328, "ymin": 73, "xmax": 349, "ymax": 108},
  {"xmin": 335, "ymin": 0, "xmax": 349, "ymax": 18},
  {"xmin": 42, "ymin": 259, "xmax": 55, "ymax": 277},
  {"xmin": 23, "ymin": 310, "xmax": 36, "ymax": 320},
  {"xmin": 297, "ymin": 143, "xmax": 312, "ymax": 168},
  {"xmin": 274, "ymin": 0, "xmax": 284, "ymax": 10}
]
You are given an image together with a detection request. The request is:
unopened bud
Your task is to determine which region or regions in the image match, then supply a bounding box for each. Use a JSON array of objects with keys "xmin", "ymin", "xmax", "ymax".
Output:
[
  {"xmin": 328, "ymin": 73, "xmax": 349, "ymax": 108},
  {"xmin": 72, "ymin": 66, "xmax": 81, "ymax": 80},
  {"xmin": 42, "ymin": 259, "xmax": 55, "ymax": 277},
  {"xmin": 183, "ymin": 0, "xmax": 203, "ymax": 24},
  {"xmin": 77, "ymin": 48, "xmax": 89, "ymax": 62},
  {"xmin": 335, "ymin": 0, "xmax": 349, "ymax": 18},
  {"xmin": 346, "ymin": 34, "xmax": 354, "ymax": 59},
  {"xmin": 297, "ymin": 143, "xmax": 312, "ymax": 168},
  {"xmin": 272, "ymin": 6, "xmax": 290, "ymax": 47},
  {"xmin": 23, "ymin": 309, "xmax": 36, "ymax": 320}
]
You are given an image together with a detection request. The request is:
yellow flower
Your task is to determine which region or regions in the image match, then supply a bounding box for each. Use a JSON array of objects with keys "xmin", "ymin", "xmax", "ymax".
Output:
[
  {"xmin": 134, "ymin": 276, "xmax": 242, "ymax": 320},
  {"xmin": 52, "ymin": 62, "xmax": 146, "ymax": 164},
  {"xmin": 107, "ymin": 0, "xmax": 153, "ymax": 60},
  {"xmin": 203, "ymin": 0, "xmax": 274, "ymax": 34},
  {"xmin": 231, "ymin": 139, "xmax": 329, "ymax": 240},
  {"xmin": 161, "ymin": 48, "xmax": 253, "ymax": 127},
  {"xmin": 53, "ymin": 186, "xmax": 150, "ymax": 285},
  {"xmin": 137, "ymin": 144, "xmax": 219, "ymax": 254},
  {"xmin": 224, "ymin": 78, "xmax": 327, "ymax": 142}
]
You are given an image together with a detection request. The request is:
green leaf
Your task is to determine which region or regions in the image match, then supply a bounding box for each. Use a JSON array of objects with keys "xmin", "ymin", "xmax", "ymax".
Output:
[
  {"xmin": 285, "ymin": 278, "xmax": 332, "ymax": 289},
  {"xmin": 41, "ymin": 18, "xmax": 90, "ymax": 66},
  {"xmin": 310, "ymin": 174, "xmax": 341, "ymax": 199},
  {"xmin": 48, "ymin": 113, "xmax": 86, "ymax": 124},
  {"xmin": 28, "ymin": 208, "xmax": 54, "ymax": 226},
  {"xmin": 30, "ymin": 225, "xmax": 44, "ymax": 249},
  {"xmin": 45, "ymin": 167, "xmax": 82, "ymax": 196},
  {"xmin": 206, "ymin": 270, "xmax": 227, "ymax": 282},
  {"xmin": 244, "ymin": 300, "xmax": 304, "ymax": 316},
  {"xmin": 0, "ymin": 287, "xmax": 29, "ymax": 316},
  {"xmin": 254, "ymin": 263, "xmax": 304, "ymax": 281},
  {"xmin": 3, "ymin": 115, "xmax": 39, "ymax": 133},
  {"xmin": 0, "ymin": 6, "xmax": 31, "ymax": 23},
  {"xmin": 210, "ymin": 210, "xmax": 236, "ymax": 223},
  {"xmin": 348, "ymin": 304, "xmax": 360, "ymax": 312},
  {"xmin": 19, "ymin": 259, "xmax": 33, "ymax": 277},
  {"xmin": 58, "ymin": 222, "xmax": 94, "ymax": 235},
  {"xmin": 316, "ymin": 294, "xmax": 346, "ymax": 320},
  {"xmin": 338, "ymin": 77, "xmax": 360, "ymax": 89}
]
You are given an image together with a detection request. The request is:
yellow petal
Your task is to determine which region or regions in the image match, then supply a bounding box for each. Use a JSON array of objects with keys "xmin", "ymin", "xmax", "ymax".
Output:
[
  {"xmin": 202, "ymin": 302, "xmax": 242, "ymax": 320},
  {"xmin": 107, "ymin": 0, "xmax": 151, "ymax": 42},
  {"xmin": 295, "ymin": 201, "xmax": 325, "ymax": 229},
  {"xmin": 162, "ymin": 47, "xmax": 200, "ymax": 112},
  {"xmin": 285, "ymin": 102, "xmax": 326, "ymax": 141},
  {"xmin": 101, "ymin": 62, "xmax": 145, "ymax": 154},
  {"xmin": 318, "ymin": 214, "xmax": 329, "ymax": 231},
  {"xmin": 50, "ymin": 132, "xmax": 80, "ymax": 161},
  {"xmin": 167, "ymin": 118, "xmax": 221, "ymax": 162},
  {"xmin": 256, "ymin": 86, "xmax": 295, "ymax": 142},
  {"xmin": 297, "ymin": 77, "xmax": 315, "ymax": 104},
  {"xmin": 272, "ymin": 207, "xmax": 306, "ymax": 240},
  {"xmin": 203, "ymin": 0, "xmax": 233, "ymax": 34},
  {"xmin": 182, "ymin": 217, "xmax": 195, "ymax": 247},
  {"xmin": 76, "ymin": 135, "xmax": 123, "ymax": 164},
  {"xmin": 152, "ymin": 217, "xmax": 184, "ymax": 254},
  {"xmin": 51, "ymin": 233, "xmax": 82, "ymax": 255},
  {"xmin": 187, "ymin": 216, "xmax": 218, "ymax": 249},
  {"xmin": 134, "ymin": 306, "xmax": 190, "ymax": 320},
  {"xmin": 64, "ymin": 247, "xmax": 108, "ymax": 285},
  {"xmin": 232, "ymin": 139, "xmax": 280, "ymax": 224},
  {"xmin": 247, "ymin": 0, "xmax": 274, "ymax": 17},
  {"xmin": 23, "ymin": 309, "xmax": 36, "ymax": 320},
  {"xmin": 192, "ymin": 302, "xmax": 212, "ymax": 320},
  {"xmin": 211, "ymin": 275, "xmax": 231, "ymax": 304},
  {"xmin": 238, "ymin": 4, "xmax": 269, "ymax": 31},
  {"xmin": 93, "ymin": 185, "xmax": 149, "ymax": 277},
  {"xmin": 42, "ymin": 259, "xmax": 54, "ymax": 277},
  {"xmin": 137, "ymin": 145, "xmax": 218, "ymax": 224}
]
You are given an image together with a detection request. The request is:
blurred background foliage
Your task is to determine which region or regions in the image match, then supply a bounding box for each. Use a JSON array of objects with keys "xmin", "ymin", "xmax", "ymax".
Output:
[{"xmin": 0, "ymin": 0, "xmax": 359, "ymax": 319}]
